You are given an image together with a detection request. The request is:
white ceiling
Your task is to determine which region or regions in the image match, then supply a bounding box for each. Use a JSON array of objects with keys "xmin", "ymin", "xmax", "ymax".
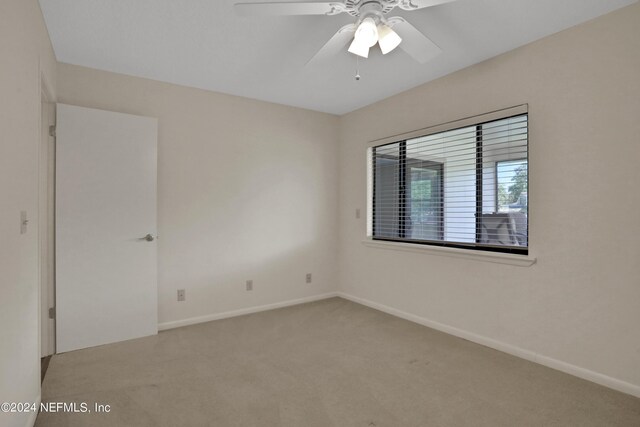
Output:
[{"xmin": 39, "ymin": 0, "xmax": 636, "ymax": 115}]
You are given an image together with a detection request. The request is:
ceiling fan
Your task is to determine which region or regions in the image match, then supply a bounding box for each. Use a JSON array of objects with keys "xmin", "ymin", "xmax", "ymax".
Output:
[{"xmin": 235, "ymin": 0, "xmax": 456, "ymax": 65}]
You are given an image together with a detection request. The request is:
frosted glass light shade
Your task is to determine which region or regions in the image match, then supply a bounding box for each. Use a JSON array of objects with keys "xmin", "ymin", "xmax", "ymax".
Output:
[
  {"xmin": 355, "ymin": 17, "xmax": 378, "ymax": 48},
  {"xmin": 348, "ymin": 38, "xmax": 370, "ymax": 58},
  {"xmin": 378, "ymin": 24, "xmax": 402, "ymax": 54}
]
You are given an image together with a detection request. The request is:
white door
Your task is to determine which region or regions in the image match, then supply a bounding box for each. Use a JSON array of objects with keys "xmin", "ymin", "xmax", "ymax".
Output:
[{"xmin": 56, "ymin": 104, "xmax": 158, "ymax": 353}]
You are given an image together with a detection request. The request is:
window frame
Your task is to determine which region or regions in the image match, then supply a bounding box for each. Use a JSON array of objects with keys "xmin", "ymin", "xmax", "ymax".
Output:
[{"xmin": 367, "ymin": 105, "xmax": 529, "ymax": 256}]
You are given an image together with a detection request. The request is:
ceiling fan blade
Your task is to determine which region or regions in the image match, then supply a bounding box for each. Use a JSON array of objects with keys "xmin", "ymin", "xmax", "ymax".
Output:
[
  {"xmin": 398, "ymin": 0, "xmax": 456, "ymax": 11},
  {"xmin": 306, "ymin": 24, "xmax": 356, "ymax": 65},
  {"xmin": 386, "ymin": 17, "xmax": 441, "ymax": 64},
  {"xmin": 235, "ymin": 2, "xmax": 346, "ymax": 16}
]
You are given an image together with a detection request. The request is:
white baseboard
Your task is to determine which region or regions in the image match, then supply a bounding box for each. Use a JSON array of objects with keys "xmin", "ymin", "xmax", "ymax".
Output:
[
  {"xmin": 337, "ymin": 292, "xmax": 640, "ymax": 399},
  {"xmin": 158, "ymin": 292, "xmax": 339, "ymax": 331},
  {"xmin": 25, "ymin": 393, "xmax": 41, "ymax": 427}
]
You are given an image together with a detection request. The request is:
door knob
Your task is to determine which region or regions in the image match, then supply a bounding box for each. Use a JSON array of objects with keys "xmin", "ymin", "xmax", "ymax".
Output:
[{"xmin": 142, "ymin": 234, "xmax": 155, "ymax": 242}]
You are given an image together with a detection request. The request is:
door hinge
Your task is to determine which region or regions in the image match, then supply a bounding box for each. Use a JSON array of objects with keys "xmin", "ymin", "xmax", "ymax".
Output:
[
  {"xmin": 48, "ymin": 307, "xmax": 56, "ymax": 319},
  {"xmin": 49, "ymin": 125, "xmax": 56, "ymax": 138}
]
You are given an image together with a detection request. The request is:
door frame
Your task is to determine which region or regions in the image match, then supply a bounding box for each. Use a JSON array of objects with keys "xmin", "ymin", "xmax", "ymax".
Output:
[{"xmin": 39, "ymin": 77, "xmax": 56, "ymax": 357}]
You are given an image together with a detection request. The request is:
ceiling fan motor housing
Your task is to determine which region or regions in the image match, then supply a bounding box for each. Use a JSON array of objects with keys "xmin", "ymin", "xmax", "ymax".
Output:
[{"xmin": 344, "ymin": 0, "xmax": 398, "ymax": 16}]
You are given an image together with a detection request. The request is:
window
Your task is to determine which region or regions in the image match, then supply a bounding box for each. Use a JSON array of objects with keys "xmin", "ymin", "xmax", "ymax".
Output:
[
  {"xmin": 370, "ymin": 112, "xmax": 528, "ymax": 255},
  {"xmin": 496, "ymin": 159, "xmax": 528, "ymax": 213}
]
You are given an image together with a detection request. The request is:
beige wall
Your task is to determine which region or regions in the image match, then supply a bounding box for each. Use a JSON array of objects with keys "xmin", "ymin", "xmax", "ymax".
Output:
[
  {"xmin": 56, "ymin": 64, "xmax": 340, "ymax": 327},
  {"xmin": 337, "ymin": 3, "xmax": 640, "ymax": 393},
  {"xmin": 0, "ymin": 1, "xmax": 57, "ymax": 426}
]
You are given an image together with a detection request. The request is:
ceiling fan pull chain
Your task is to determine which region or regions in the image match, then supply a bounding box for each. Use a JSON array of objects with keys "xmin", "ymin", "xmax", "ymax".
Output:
[{"xmin": 355, "ymin": 55, "xmax": 361, "ymax": 81}]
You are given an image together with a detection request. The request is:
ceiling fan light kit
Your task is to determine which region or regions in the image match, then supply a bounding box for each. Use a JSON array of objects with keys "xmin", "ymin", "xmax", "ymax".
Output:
[
  {"xmin": 347, "ymin": 16, "xmax": 402, "ymax": 58},
  {"xmin": 348, "ymin": 17, "xmax": 378, "ymax": 58},
  {"xmin": 235, "ymin": 0, "xmax": 452, "ymax": 64}
]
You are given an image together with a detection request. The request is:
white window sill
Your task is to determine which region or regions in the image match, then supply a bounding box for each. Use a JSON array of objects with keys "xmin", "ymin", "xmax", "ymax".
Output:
[{"xmin": 361, "ymin": 239, "xmax": 536, "ymax": 267}]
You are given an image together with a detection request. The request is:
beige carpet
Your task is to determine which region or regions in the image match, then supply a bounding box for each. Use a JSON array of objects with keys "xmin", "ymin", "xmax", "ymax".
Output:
[{"xmin": 37, "ymin": 297, "xmax": 640, "ymax": 426}]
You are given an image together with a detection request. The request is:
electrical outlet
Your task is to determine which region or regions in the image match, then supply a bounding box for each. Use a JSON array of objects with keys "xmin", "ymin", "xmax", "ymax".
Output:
[
  {"xmin": 306, "ymin": 273, "xmax": 312, "ymax": 284},
  {"xmin": 246, "ymin": 280, "xmax": 253, "ymax": 291},
  {"xmin": 177, "ymin": 289, "xmax": 185, "ymax": 301},
  {"xmin": 355, "ymin": 208, "xmax": 361, "ymax": 219}
]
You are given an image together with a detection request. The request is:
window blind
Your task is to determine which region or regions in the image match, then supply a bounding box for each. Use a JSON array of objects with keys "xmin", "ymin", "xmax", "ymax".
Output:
[{"xmin": 371, "ymin": 113, "xmax": 528, "ymax": 254}]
